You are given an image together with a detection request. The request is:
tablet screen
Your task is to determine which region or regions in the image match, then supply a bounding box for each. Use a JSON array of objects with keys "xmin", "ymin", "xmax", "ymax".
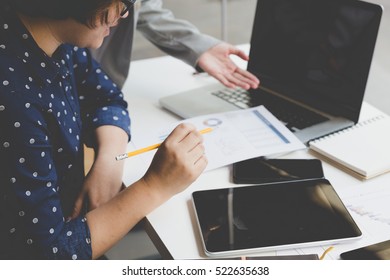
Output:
[{"xmin": 192, "ymin": 179, "xmax": 361, "ymax": 256}]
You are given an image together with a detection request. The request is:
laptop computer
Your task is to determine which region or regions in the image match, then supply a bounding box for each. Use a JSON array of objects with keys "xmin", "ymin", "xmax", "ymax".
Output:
[{"xmin": 160, "ymin": 0, "xmax": 383, "ymax": 143}]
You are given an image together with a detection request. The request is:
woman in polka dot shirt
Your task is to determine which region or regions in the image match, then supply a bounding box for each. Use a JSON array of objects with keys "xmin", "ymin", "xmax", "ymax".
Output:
[{"xmin": 0, "ymin": 0, "xmax": 207, "ymax": 259}]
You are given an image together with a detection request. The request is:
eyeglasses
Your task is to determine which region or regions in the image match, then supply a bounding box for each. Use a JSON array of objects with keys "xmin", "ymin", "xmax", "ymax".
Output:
[{"xmin": 120, "ymin": 0, "xmax": 136, "ymax": 17}]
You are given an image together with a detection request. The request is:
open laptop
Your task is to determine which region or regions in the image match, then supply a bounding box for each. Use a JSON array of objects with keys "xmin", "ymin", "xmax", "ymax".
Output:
[{"xmin": 160, "ymin": 0, "xmax": 383, "ymax": 143}]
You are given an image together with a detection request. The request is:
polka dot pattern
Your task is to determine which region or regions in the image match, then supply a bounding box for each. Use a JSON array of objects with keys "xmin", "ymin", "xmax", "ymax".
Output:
[{"xmin": 1, "ymin": 9, "xmax": 131, "ymax": 260}]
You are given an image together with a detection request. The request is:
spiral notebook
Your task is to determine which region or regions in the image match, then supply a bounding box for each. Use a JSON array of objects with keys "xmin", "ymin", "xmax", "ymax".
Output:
[{"xmin": 309, "ymin": 115, "xmax": 390, "ymax": 180}]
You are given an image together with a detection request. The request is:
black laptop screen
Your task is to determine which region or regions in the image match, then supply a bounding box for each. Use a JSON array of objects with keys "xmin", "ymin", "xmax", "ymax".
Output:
[{"xmin": 248, "ymin": 0, "xmax": 382, "ymax": 122}]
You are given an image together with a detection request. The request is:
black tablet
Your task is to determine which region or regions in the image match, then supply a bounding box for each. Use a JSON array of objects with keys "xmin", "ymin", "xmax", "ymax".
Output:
[{"xmin": 192, "ymin": 179, "xmax": 362, "ymax": 257}]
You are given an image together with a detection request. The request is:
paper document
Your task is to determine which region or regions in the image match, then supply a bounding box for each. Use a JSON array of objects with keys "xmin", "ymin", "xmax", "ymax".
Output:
[{"xmin": 127, "ymin": 106, "xmax": 305, "ymax": 172}]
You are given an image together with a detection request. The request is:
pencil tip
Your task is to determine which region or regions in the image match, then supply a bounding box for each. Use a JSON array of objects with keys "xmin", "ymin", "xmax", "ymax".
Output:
[{"xmin": 115, "ymin": 154, "xmax": 128, "ymax": 161}]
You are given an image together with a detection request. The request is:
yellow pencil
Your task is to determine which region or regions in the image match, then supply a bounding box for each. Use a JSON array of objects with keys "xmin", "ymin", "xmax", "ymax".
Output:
[{"xmin": 115, "ymin": 127, "xmax": 213, "ymax": 161}]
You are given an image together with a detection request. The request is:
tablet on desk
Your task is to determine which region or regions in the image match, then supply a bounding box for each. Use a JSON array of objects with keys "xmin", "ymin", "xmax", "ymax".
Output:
[{"xmin": 192, "ymin": 179, "xmax": 362, "ymax": 257}]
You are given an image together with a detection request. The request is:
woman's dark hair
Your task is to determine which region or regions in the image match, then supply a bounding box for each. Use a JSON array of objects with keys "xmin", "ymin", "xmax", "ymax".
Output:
[{"xmin": 6, "ymin": 0, "xmax": 121, "ymax": 27}]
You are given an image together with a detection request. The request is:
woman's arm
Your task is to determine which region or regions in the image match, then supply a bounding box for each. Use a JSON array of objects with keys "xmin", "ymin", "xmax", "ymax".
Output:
[
  {"xmin": 85, "ymin": 123, "xmax": 207, "ymax": 259},
  {"xmin": 70, "ymin": 125, "xmax": 128, "ymax": 219}
]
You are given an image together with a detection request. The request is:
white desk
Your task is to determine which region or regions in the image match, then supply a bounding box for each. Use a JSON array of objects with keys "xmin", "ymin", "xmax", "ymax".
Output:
[{"xmin": 121, "ymin": 46, "xmax": 390, "ymax": 260}]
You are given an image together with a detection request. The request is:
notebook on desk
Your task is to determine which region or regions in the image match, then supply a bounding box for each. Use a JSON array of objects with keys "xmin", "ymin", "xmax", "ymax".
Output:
[
  {"xmin": 309, "ymin": 114, "xmax": 390, "ymax": 180},
  {"xmin": 160, "ymin": 0, "xmax": 383, "ymax": 144}
]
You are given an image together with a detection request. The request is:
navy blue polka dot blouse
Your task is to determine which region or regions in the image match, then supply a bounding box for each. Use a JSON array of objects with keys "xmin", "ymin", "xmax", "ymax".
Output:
[{"xmin": 0, "ymin": 7, "xmax": 131, "ymax": 259}]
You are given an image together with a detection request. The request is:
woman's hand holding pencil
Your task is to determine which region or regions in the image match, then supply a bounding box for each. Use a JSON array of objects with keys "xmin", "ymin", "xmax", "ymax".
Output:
[
  {"xmin": 116, "ymin": 127, "xmax": 213, "ymax": 160},
  {"xmin": 140, "ymin": 123, "xmax": 209, "ymax": 197}
]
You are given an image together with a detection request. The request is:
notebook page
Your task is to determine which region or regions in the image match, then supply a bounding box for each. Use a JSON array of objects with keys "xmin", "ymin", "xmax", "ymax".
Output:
[{"xmin": 309, "ymin": 115, "xmax": 390, "ymax": 179}]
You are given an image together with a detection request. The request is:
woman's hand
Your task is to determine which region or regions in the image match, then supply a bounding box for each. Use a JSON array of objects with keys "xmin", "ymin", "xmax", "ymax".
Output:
[
  {"xmin": 84, "ymin": 124, "xmax": 206, "ymax": 258},
  {"xmin": 142, "ymin": 123, "xmax": 208, "ymax": 200}
]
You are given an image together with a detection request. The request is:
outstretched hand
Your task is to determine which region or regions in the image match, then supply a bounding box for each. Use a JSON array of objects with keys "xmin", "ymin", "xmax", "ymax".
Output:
[{"xmin": 197, "ymin": 42, "xmax": 260, "ymax": 90}]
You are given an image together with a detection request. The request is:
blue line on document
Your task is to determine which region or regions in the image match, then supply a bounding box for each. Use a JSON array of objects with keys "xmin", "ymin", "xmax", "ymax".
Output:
[{"xmin": 253, "ymin": 110, "xmax": 290, "ymax": 143}]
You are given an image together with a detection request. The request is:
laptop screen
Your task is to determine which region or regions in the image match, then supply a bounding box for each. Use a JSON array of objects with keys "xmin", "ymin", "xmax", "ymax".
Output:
[{"xmin": 248, "ymin": 0, "xmax": 382, "ymax": 122}]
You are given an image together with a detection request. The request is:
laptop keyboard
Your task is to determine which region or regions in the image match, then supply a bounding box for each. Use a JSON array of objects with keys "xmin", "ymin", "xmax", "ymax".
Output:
[{"xmin": 211, "ymin": 88, "xmax": 329, "ymax": 132}]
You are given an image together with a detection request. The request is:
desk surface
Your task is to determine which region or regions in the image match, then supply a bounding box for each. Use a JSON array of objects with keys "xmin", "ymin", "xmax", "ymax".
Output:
[{"xmin": 121, "ymin": 45, "xmax": 390, "ymax": 260}]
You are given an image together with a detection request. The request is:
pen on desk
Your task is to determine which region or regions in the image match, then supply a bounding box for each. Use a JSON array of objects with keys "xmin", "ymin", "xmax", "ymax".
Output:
[
  {"xmin": 115, "ymin": 127, "xmax": 213, "ymax": 161},
  {"xmin": 319, "ymin": 246, "xmax": 334, "ymax": 260}
]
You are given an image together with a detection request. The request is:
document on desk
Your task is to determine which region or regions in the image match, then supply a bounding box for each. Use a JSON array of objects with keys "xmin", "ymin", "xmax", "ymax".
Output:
[{"xmin": 129, "ymin": 105, "xmax": 305, "ymax": 172}]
